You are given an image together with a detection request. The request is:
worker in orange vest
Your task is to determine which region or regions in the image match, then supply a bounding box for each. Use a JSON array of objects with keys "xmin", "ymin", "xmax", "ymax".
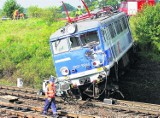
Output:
[
  {"xmin": 42, "ymin": 75, "xmax": 57, "ymax": 117},
  {"xmin": 19, "ymin": 13, "xmax": 25, "ymax": 19},
  {"xmin": 13, "ymin": 10, "xmax": 19, "ymax": 20}
]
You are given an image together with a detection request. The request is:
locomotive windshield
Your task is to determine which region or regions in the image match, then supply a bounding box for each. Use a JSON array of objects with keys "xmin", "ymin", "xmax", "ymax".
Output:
[
  {"xmin": 52, "ymin": 30, "xmax": 99, "ymax": 54},
  {"xmin": 80, "ymin": 31, "xmax": 99, "ymax": 47},
  {"xmin": 52, "ymin": 38, "xmax": 70, "ymax": 54},
  {"xmin": 69, "ymin": 35, "xmax": 81, "ymax": 49}
]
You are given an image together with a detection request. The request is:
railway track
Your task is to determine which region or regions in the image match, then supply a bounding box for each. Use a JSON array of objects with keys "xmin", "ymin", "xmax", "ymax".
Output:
[{"xmin": 0, "ymin": 85, "xmax": 160, "ymax": 118}]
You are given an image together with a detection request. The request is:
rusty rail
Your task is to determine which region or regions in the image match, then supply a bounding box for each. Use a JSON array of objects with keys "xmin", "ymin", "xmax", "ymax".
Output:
[
  {"xmin": 0, "ymin": 101, "xmax": 100, "ymax": 118},
  {"xmin": 0, "ymin": 85, "xmax": 160, "ymax": 117}
]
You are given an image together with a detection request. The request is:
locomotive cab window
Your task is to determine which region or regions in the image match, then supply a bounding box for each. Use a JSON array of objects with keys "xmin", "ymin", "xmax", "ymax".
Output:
[
  {"xmin": 108, "ymin": 24, "xmax": 116, "ymax": 38},
  {"xmin": 121, "ymin": 17, "xmax": 127, "ymax": 30},
  {"xmin": 80, "ymin": 31, "xmax": 99, "ymax": 47},
  {"xmin": 52, "ymin": 38, "xmax": 69, "ymax": 54},
  {"xmin": 69, "ymin": 35, "xmax": 80, "ymax": 49},
  {"xmin": 114, "ymin": 20, "xmax": 123, "ymax": 34}
]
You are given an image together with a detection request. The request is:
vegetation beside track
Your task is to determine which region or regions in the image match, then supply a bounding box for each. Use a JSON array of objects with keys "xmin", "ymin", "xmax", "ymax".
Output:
[
  {"xmin": 129, "ymin": 3, "xmax": 160, "ymax": 61},
  {"xmin": 119, "ymin": 5, "xmax": 160, "ymax": 104},
  {"xmin": 118, "ymin": 3, "xmax": 160, "ymax": 102},
  {"xmin": 0, "ymin": 19, "xmax": 64, "ymax": 88}
]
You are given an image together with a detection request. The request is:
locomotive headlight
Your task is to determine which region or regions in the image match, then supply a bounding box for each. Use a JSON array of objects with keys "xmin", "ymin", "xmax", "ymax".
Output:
[
  {"xmin": 60, "ymin": 67, "xmax": 69, "ymax": 76},
  {"xmin": 92, "ymin": 60, "xmax": 101, "ymax": 67},
  {"xmin": 67, "ymin": 24, "xmax": 77, "ymax": 34}
]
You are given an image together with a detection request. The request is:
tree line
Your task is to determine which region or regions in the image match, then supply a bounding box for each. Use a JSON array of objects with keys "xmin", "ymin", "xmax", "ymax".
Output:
[{"xmin": 0, "ymin": 0, "xmax": 121, "ymax": 19}]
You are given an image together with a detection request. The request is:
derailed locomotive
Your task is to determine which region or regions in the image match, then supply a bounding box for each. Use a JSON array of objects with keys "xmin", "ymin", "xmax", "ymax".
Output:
[{"xmin": 49, "ymin": 2, "xmax": 134, "ymax": 100}]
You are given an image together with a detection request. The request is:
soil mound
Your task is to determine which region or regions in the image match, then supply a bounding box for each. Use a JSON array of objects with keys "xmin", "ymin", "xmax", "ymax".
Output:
[{"xmin": 119, "ymin": 54, "xmax": 160, "ymax": 104}]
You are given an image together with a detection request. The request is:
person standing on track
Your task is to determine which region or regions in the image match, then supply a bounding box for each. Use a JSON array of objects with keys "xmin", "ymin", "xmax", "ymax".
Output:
[{"xmin": 42, "ymin": 75, "xmax": 57, "ymax": 117}]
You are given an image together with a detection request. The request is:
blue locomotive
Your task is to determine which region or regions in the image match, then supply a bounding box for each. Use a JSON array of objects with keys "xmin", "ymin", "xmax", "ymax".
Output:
[{"xmin": 49, "ymin": 2, "xmax": 134, "ymax": 99}]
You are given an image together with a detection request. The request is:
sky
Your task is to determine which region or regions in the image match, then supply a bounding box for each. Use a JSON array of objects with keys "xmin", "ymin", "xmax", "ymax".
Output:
[{"xmin": 0, "ymin": 0, "xmax": 83, "ymax": 9}]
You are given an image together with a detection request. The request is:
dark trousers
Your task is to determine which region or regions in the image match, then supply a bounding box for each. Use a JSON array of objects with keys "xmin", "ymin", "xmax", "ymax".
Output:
[{"xmin": 43, "ymin": 98, "xmax": 57, "ymax": 115}]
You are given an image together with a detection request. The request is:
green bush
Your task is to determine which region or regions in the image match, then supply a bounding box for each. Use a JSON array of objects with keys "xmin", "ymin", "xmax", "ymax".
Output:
[
  {"xmin": 0, "ymin": 19, "xmax": 64, "ymax": 88},
  {"xmin": 27, "ymin": 6, "xmax": 62, "ymax": 25},
  {"xmin": 27, "ymin": 6, "xmax": 42, "ymax": 18},
  {"xmin": 130, "ymin": 3, "xmax": 160, "ymax": 58}
]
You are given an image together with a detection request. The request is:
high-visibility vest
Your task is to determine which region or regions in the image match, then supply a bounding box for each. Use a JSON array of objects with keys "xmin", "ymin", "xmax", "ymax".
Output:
[
  {"xmin": 77, "ymin": 8, "xmax": 82, "ymax": 15},
  {"xmin": 14, "ymin": 10, "xmax": 18, "ymax": 16},
  {"xmin": 46, "ymin": 83, "xmax": 56, "ymax": 98}
]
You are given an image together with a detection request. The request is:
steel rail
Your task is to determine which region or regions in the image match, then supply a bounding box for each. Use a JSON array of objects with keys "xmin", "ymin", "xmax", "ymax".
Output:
[
  {"xmin": 117, "ymin": 100, "xmax": 160, "ymax": 110},
  {"xmin": 0, "ymin": 89, "xmax": 44, "ymax": 100},
  {"xmin": 0, "ymin": 108, "xmax": 46, "ymax": 118},
  {"xmin": 0, "ymin": 85, "xmax": 37, "ymax": 94},
  {"xmin": 0, "ymin": 101, "xmax": 101, "ymax": 118},
  {"xmin": 93, "ymin": 101, "xmax": 160, "ymax": 116},
  {"xmin": 0, "ymin": 85, "xmax": 160, "ymax": 117}
]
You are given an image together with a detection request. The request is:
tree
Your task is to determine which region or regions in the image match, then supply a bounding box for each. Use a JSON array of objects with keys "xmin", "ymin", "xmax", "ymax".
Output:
[
  {"xmin": 27, "ymin": 6, "xmax": 62, "ymax": 25},
  {"xmin": 130, "ymin": 3, "xmax": 160, "ymax": 53},
  {"xmin": 27, "ymin": 6, "xmax": 42, "ymax": 18},
  {"xmin": 84, "ymin": 0, "xmax": 97, "ymax": 8},
  {"xmin": 59, "ymin": 3, "xmax": 76, "ymax": 12},
  {"xmin": 2, "ymin": 0, "xmax": 23, "ymax": 18},
  {"xmin": 84, "ymin": 0, "xmax": 118, "ymax": 10},
  {"xmin": 106, "ymin": 0, "xmax": 118, "ymax": 6},
  {"xmin": 40, "ymin": 7, "xmax": 62, "ymax": 25}
]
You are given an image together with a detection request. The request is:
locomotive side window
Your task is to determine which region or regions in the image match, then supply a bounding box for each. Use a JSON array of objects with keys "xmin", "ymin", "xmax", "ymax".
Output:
[
  {"xmin": 101, "ymin": 27, "xmax": 111, "ymax": 49},
  {"xmin": 102, "ymin": 27, "xmax": 108, "ymax": 42},
  {"xmin": 80, "ymin": 31, "xmax": 99, "ymax": 46},
  {"xmin": 69, "ymin": 35, "xmax": 80, "ymax": 49},
  {"xmin": 52, "ymin": 38, "xmax": 69, "ymax": 54},
  {"xmin": 121, "ymin": 17, "xmax": 127, "ymax": 30},
  {"xmin": 114, "ymin": 20, "xmax": 123, "ymax": 34},
  {"xmin": 108, "ymin": 24, "xmax": 116, "ymax": 38},
  {"xmin": 103, "ymin": 27, "xmax": 111, "ymax": 41}
]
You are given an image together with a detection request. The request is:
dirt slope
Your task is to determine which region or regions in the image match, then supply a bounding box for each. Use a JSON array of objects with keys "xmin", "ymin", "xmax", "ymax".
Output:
[{"xmin": 119, "ymin": 54, "xmax": 160, "ymax": 104}]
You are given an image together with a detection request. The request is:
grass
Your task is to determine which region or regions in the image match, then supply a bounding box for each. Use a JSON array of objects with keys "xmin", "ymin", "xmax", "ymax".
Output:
[{"xmin": 0, "ymin": 18, "xmax": 64, "ymax": 88}]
